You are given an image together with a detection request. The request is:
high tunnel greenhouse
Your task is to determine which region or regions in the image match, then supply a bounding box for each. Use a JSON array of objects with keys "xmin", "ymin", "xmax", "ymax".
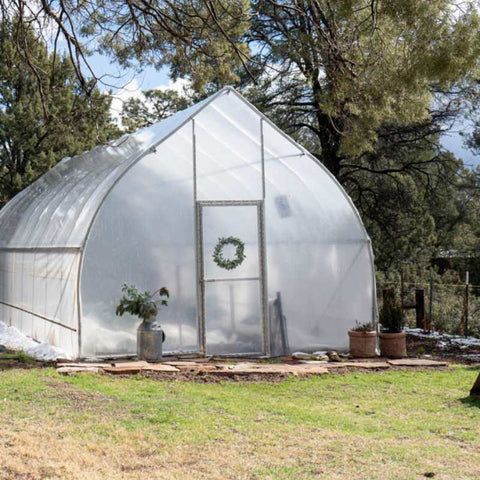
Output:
[{"xmin": 0, "ymin": 87, "xmax": 376, "ymax": 359}]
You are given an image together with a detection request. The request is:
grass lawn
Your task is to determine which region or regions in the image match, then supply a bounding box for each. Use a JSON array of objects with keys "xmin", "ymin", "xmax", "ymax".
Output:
[{"xmin": 0, "ymin": 366, "xmax": 479, "ymax": 479}]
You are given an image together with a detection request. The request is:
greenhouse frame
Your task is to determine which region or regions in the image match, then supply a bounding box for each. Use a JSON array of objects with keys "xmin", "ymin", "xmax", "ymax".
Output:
[{"xmin": 0, "ymin": 87, "xmax": 376, "ymax": 359}]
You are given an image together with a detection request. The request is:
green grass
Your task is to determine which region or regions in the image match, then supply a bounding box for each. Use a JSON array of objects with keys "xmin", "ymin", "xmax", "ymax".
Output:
[{"xmin": 0, "ymin": 366, "xmax": 479, "ymax": 479}]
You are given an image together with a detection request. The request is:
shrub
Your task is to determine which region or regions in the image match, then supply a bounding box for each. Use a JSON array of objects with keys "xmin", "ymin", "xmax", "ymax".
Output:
[{"xmin": 379, "ymin": 288, "xmax": 404, "ymax": 333}]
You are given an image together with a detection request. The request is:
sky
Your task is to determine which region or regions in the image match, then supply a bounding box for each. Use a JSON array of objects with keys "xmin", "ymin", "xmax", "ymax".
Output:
[{"xmin": 88, "ymin": 53, "xmax": 480, "ymax": 170}]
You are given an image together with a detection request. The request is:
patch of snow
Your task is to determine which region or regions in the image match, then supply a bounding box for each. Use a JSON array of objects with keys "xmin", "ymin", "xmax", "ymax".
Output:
[
  {"xmin": 405, "ymin": 327, "xmax": 480, "ymax": 347},
  {"xmin": 0, "ymin": 321, "xmax": 71, "ymax": 361}
]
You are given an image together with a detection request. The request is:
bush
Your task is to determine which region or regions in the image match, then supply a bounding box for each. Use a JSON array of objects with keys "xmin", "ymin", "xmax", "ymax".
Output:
[{"xmin": 379, "ymin": 288, "xmax": 404, "ymax": 333}]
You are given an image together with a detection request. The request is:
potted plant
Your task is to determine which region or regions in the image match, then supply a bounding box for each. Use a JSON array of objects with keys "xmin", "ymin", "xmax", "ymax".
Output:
[
  {"xmin": 115, "ymin": 283, "xmax": 169, "ymax": 362},
  {"xmin": 379, "ymin": 288, "xmax": 406, "ymax": 358},
  {"xmin": 348, "ymin": 321, "xmax": 377, "ymax": 358}
]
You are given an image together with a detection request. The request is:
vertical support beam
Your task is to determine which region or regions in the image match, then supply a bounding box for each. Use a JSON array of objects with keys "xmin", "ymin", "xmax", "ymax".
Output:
[
  {"xmin": 176, "ymin": 265, "xmax": 183, "ymax": 347},
  {"xmin": 192, "ymin": 119, "xmax": 205, "ymax": 355},
  {"xmin": 260, "ymin": 118, "xmax": 266, "ymax": 200},
  {"xmin": 257, "ymin": 202, "xmax": 270, "ymax": 356},
  {"xmin": 259, "ymin": 118, "xmax": 269, "ymax": 356}
]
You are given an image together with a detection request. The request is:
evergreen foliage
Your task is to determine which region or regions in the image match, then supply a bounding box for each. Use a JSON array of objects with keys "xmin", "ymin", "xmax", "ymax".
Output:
[
  {"xmin": 379, "ymin": 289, "xmax": 404, "ymax": 334},
  {"xmin": 0, "ymin": 17, "xmax": 120, "ymax": 207}
]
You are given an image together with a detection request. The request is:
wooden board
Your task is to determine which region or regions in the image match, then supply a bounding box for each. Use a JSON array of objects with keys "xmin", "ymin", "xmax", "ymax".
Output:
[
  {"xmin": 143, "ymin": 364, "xmax": 179, "ymax": 372},
  {"xmin": 325, "ymin": 362, "xmax": 390, "ymax": 369},
  {"xmin": 57, "ymin": 363, "xmax": 111, "ymax": 368},
  {"xmin": 102, "ymin": 366, "xmax": 143, "ymax": 374},
  {"xmin": 111, "ymin": 360, "xmax": 150, "ymax": 368}
]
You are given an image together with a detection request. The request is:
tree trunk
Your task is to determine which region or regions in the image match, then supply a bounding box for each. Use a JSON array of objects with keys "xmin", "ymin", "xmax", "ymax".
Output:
[{"xmin": 311, "ymin": 78, "xmax": 343, "ymax": 178}]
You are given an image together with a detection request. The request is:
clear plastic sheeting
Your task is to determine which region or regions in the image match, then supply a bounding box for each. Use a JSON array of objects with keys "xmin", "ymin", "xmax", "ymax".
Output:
[
  {"xmin": 0, "ymin": 97, "xmax": 209, "ymax": 249},
  {"xmin": 0, "ymin": 87, "xmax": 375, "ymax": 359},
  {"xmin": 205, "ymin": 280, "xmax": 263, "ymax": 355},
  {"xmin": 200, "ymin": 204, "xmax": 264, "ymax": 355},
  {"xmin": 0, "ymin": 249, "xmax": 79, "ymax": 356},
  {"xmin": 195, "ymin": 93, "xmax": 263, "ymax": 201},
  {"xmin": 263, "ymin": 122, "xmax": 373, "ymax": 352},
  {"xmin": 80, "ymin": 123, "xmax": 198, "ymax": 357}
]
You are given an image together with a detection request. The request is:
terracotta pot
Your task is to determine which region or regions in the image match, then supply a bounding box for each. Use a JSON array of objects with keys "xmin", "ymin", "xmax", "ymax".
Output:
[
  {"xmin": 348, "ymin": 330, "xmax": 377, "ymax": 358},
  {"xmin": 379, "ymin": 331, "xmax": 406, "ymax": 358}
]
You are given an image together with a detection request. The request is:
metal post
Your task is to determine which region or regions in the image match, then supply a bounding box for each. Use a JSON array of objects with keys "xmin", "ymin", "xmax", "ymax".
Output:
[
  {"xmin": 465, "ymin": 271, "xmax": 469, "ymax": 338},
  {"xmin": 429, "ymin": 267, "xmax": 433, "ymax": 331},
  {"xmin": 176, "ymin": 265, "xmax": 183, "ymax": 347}
]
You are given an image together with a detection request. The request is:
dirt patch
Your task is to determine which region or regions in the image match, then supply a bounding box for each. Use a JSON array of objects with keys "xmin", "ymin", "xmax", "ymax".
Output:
[
  {"xmin": 141, "ymin": 370, "xmax": 292, "ymax": 383},
  {"xmin": 140, "ymin": 365, "xmax": 451, "ymax": 383},
  {"xmin": 44, "ymin": 380, "xmax": 116, "ymax": 410}
]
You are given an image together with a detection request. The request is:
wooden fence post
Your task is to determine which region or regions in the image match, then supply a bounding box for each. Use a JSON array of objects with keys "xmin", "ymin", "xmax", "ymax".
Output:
[{"xmin": 415, "ymin": 289, "xmax": 425, "ymax": 330}]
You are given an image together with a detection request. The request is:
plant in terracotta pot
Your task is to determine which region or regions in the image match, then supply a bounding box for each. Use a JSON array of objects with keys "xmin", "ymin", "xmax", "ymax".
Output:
[
  {"xmin": 379, "ymin": 288, "xmax": 406, "ymax": 358},
  {"xmin": 116, "ymin": 283, "xmax": 169, "ymax": 362},
  {"xmin": 348, "ymin": 321, "xmax": 377, "ymax": 358}
]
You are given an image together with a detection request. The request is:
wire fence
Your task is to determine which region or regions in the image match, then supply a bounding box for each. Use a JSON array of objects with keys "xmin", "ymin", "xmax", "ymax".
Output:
[{"xmin": 377, "ymin": 271, "xmax": 480, "ymax": 339}]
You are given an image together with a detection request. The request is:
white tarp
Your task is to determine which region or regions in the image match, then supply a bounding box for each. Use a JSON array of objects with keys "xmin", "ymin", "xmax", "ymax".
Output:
[{"xmin": 0, "ymin": 320, "xmax": 71, "ymax": 361}]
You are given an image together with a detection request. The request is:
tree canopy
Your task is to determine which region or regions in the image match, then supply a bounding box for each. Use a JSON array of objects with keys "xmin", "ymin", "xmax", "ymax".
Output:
[
  {"xmin": 0, "ymin": 17, "xmax": 119, "ymax": 207},
  {"xmin": 3, "ymin": 0, "xmax": 480, "ymax": 276}
]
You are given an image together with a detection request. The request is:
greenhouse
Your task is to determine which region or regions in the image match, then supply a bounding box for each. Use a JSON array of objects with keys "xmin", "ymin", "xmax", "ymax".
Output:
[{"xmin": 0, "ymin": 87, "xmax": 376, "ymax": 359}]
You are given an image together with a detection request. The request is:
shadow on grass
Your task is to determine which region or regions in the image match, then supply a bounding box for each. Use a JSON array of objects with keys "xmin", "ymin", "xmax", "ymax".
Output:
[
  {"xmin": 466, "ymin": 365, "xmax": 480, "ymax": 371},
  {"xmin": 460, "ymin": 396, "xmax": 480, "ymax": 408}
]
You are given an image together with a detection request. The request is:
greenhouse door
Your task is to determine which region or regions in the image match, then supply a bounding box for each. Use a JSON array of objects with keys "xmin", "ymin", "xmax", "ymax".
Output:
[{"xmin": 198, "ymin": 201, "xmax": 266, "ymax": 356}]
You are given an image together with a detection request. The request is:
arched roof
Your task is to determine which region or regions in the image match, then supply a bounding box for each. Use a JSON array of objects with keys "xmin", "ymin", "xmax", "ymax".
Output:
[
  {"xmin": 0, "ymin": 88, "xmax": 369, "ymax": 249},
  {"xmin": 0, "ymin": 95, "xmax": 210, "ymax": 248}
]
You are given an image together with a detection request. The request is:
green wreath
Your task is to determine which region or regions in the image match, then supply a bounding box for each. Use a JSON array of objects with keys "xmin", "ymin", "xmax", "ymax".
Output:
[{"xmin": 213, "ymin": 236, "xmax": 246, "ymax": 270}]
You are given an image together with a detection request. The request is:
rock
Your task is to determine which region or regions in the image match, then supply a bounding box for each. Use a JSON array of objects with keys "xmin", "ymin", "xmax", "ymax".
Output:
[
  {"xmin": 326, "ymin": 351, "xmax": 342, "ymax": 362},
  {"xmin": 0, "ymin": 345, "xmax": 15, "ymax": 354},
  {"xmin": 292, "ymin": 352, "xmax": 312, "ymax": 360}
]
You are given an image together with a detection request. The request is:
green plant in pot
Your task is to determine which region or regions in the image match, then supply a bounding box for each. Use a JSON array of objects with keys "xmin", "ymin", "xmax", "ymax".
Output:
[
  {"xmin": 116, "ymin": 283, "xmax": 169, "ymax": 362},
  {"xmin": 379, "ymin": 288, "xmax": 406, "ymax": 358},
  {"xmin": 348, "ymin": 321, "xmax": 377, "ymax": 358}
]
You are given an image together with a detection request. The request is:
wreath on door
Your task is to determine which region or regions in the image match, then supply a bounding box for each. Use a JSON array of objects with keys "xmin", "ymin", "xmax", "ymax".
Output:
[{"xmin": 213, "ymin": 236, "xmax": 246, "ymax": 270}]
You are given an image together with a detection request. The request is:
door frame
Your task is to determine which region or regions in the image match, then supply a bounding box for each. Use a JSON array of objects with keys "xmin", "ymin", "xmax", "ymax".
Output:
[{"xmin": 195, "ymin": 200, "xmax": 269, "ymax": 356}]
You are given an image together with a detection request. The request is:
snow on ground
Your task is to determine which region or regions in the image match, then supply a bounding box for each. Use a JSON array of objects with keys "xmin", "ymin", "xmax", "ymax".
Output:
[
  {"xmin": 405, "ymin": 328, "xmax": 480, "ymax": 348},
  {"xmin": 406, "ymin": 327, "xmax": 480, "ymax": 362},
  {"xmin": 0, "ymin": 321, "xmax": 71, "ymax": 361}
]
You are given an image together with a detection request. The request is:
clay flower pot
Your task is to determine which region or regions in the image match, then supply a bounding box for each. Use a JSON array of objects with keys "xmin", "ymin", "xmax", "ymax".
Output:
[
  {"xmin": 379, "ymin": 331, "xmax": 406, "ymax": 358},
  {"xmin": 348, "ymin": 330, "xmax": 377, "ymax": 358}
]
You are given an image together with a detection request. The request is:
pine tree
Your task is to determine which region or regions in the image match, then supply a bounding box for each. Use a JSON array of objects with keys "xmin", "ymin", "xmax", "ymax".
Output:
[{"xmin": 0, "ymin": 18, "xmax": 120, "ymax": 206}]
